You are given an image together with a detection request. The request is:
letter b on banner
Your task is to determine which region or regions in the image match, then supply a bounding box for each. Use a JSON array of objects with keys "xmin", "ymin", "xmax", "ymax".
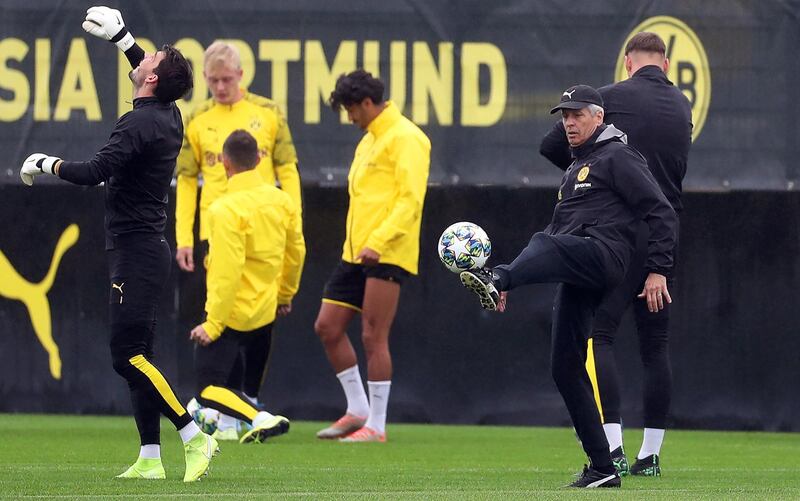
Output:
[{"xmin": 615, "ymin": 16, "xmax": 711, "ymax": 142}]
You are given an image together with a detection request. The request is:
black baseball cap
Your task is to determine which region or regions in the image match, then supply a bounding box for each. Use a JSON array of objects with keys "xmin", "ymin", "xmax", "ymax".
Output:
[{"xmin": 549, "ymin": 84, "xmax": 604, "ymax": 114}]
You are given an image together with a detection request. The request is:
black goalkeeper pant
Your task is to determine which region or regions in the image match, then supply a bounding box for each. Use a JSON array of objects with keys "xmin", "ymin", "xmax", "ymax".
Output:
[
  {"xmin": 589, "ymin": 223, "xmax": 674, "ymax": 430},
  {"xmin": 493, "ymin": 233, "xmax": 624, "ymax": 469},
  {"xmin": 108, "ymin": 234, "xmax": 192, "ymax": 446}
]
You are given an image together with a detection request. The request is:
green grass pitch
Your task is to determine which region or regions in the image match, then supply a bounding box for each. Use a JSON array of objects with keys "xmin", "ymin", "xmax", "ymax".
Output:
[{"xmin": 1, "ymin": 414, "xmax": 798, "ymax": 500}]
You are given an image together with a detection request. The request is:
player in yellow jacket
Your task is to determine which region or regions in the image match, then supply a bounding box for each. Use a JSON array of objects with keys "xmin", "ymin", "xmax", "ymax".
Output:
[
  {"xmin": 314, "ymin": 70, "xmax": 430, "ymax": 443},
  {"xmin": 176, "ymin": 41, "xmax": 301, "ymax": 434},
  {"xmin": 189, "ymin": 130, "xmax": 305, "ymax": 444}
]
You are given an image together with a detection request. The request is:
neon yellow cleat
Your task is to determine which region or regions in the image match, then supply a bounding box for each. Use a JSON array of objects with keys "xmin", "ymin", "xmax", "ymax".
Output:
[
  {"xmin": 239, "ymin": 415, "xmax": 290, "ymax": 444},
  {"xmin": 115, "ymin": 457, "xmax": 166, "ymax": 479},
  {"xmin": 212, "ymin": 427, "xmax": 240, "ymax": 441},
  {"xmin": 183, "ymin": 432, "xmax": 219, "ymax": 482}
]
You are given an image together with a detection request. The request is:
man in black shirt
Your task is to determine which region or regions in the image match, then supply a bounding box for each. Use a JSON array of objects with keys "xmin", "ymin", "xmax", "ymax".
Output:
[
  {"xmin": 540, "ymin": 32, "xmax": 692, "ymax": 477},
  {"xmin": 460, "ymin": 85, "xmax": 677, "ymax": 488},
  {"xmin": 20, "ymin": 6, "xmax": 218, "ymax": 482}
]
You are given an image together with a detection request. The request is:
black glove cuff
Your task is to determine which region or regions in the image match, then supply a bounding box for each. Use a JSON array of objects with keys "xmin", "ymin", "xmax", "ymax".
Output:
[{"xmin": 110, "ymin": 27, "xmax": 129, "ymax": 44}]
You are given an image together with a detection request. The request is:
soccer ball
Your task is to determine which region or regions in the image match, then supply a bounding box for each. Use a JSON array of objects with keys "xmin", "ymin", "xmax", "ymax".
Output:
[
  {"xmin": 437, "ymin": 222, "xmax": 491, "ymax": 273},
  {"xmin": 187, "ymin": 398, "xmax": 219, "ymax": 434}
]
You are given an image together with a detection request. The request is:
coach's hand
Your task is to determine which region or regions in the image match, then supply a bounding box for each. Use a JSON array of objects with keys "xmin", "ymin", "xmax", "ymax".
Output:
[
  {"xmin": 638, "ymin": 272, "xmax": 672, "ymax": 313},
  {"xmin": 20, "ymin": 153, "xmax": 61, "ymax": 186},
  {"xmin": 356, "ymin": 247, "xmax": 380, "ymax": 266},
  {"xmin": 175, "ymin": 247, "xmax": 195, "ymax": 272},
  {"xmin": 497, "ymin": 291, "xmax": 508, "ymax": 313},
  {"xmin": 277, "ymin": 303, "xmax": 292, "ymax": 317},
  {"xmin": 82, "ymin": 6, "xmax": 136, "ymax": 52},
  {"xmin": 189, "ymin": 325, "xmax": 213, "ymax": 346}
]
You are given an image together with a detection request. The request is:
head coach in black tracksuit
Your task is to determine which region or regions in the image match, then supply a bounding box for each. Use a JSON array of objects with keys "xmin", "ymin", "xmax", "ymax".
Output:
[
  {"xmin": 459, "ymin": 84, "xmax": 677, "ymax": 488},
  {"xmin": 19, "ymin": 12, "xmax": 218, "ymax": 480},
  {"xmin": 540, "ymin": 32, "xmax": 692, "ymax": 476}
]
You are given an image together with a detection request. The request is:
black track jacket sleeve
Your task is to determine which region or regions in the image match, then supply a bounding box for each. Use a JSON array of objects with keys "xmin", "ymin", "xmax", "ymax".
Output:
[
  {"xmin": 610, "ymin": 147, "xmax": 677, "ymax": 275},
  {"xmin": 539, "ymin": 120, "xmax": 572, "ymax": 170},
  {"xmin": 58, "ymin": 112, "xmax": 146, "ymax": 185}
]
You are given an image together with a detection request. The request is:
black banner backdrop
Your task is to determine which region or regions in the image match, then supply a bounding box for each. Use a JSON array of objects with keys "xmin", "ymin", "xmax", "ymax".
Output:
[
  {"xmin": 1, "ymin": 185, "xmax": 799, "ymax": 431},
  {"xmin": 2, "ymin": 2, "xmax": 800, "ymax": 431},
  {"xmin": 1, "ymin": 1, "xmax": 799, "ymax": 189}
]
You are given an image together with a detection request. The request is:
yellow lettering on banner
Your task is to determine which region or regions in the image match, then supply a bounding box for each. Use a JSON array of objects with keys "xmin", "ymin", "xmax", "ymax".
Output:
[
  {"xmin": 259, "ymin": 40, "xmax": 301, "ymax": 118},
  {"xmin": 118, "ymin": 38, "xmax": 156, "ymax": 116},
  {"xmin": 34, "ymin": 39, "xmax": 51, "ymax": 121},
  {"xmin": 412, "ymin": 42, "xmax": 453, "ymax": 125},
  {"xmin": 0, "ymin": 38, "xmax": 30, "ymax": 122},
  {"xmin": 54, "ymin": 39, "xmax": 100, "ymax": 121},
  {"xmin": 389, "ymin": 41, "xmax": 406, "ymax": 113},
  {"xmin": 173, "ymin": 38, "xmax": 206, "ymax": 118},
  {"xmin": 363, "ymin": 40, "xmax": 380, "ymax": 77},
  {"xmin": 461, "ymin": 42, "xmax": 506, "ymax": 126},
  {"xmin": 304, "ymin": 40, "xmax": 357, "ymax": 124}
]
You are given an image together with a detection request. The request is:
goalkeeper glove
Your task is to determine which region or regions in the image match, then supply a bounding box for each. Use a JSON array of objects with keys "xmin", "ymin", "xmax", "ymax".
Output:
[
  {"xmin": 20, "ymin": 153, "xmax": 61, "ymax": 186},
  {"xmin": 82, "ymin": 6, "xmax": 136, "ymax": 52}
]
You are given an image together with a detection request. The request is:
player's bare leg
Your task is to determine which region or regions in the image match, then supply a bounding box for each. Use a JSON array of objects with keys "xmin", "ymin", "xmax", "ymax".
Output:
[
  {"xmin": 315, "ymin": 302, "xmax": 368, "ymax": 438},
  {"xmin": 340, "ymin": 278, "xmax": 400, "ymax": 443}
]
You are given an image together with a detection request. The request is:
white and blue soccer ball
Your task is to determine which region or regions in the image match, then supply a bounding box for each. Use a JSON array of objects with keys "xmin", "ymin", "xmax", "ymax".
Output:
[
  {"xmin": 437, "ymin": 221, "xmax": 491, "ymax": 273},
  {"xmin": 187, "ymin": 398, "xmax": 219, "ymax": 434}
]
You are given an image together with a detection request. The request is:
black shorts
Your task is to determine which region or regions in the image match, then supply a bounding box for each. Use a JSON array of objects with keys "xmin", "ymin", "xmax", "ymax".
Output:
[{"xmin": 322, "ymin": 261, "xmax": 409, "ymax": 311}]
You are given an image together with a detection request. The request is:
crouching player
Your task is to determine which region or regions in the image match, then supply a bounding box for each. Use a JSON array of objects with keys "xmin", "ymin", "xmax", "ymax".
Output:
[{"xmin": 188, "ymin": 130, "xmax": 305, "ymax": 444}]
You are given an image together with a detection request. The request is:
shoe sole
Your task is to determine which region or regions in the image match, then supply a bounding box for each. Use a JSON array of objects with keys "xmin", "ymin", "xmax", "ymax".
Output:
[
  {"xmin": 242, "ymin": 419, "xmax": 290, "ymax": 444},
  {"xmin": 317, "ymin": 424, "xmax": 366, "ymax": 439},
  {"xmin": 630, "ymin": 468, "xmax": 661, "ymax": 477},
  {"xmin": 460, "ymin": 272, "xmax": 498, "ymax": 310}
]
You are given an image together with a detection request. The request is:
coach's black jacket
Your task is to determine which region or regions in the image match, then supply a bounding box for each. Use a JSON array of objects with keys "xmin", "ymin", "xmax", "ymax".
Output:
[
  {"xmin": 540, "ymin": 65, "xmax": 692, "ymax": 213},
  {"xmin": 546, "ymin": 124, "xmax": 677, "ymax": 276},
  {"xmin": 58, "ymin": 97, "xmax": 183, "ymax": 250}
]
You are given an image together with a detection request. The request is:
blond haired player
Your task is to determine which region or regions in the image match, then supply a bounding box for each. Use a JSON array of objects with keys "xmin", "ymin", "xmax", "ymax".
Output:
[{"xmin": 176, "ymin": 41, "xmax": 301, "ymax": 438}]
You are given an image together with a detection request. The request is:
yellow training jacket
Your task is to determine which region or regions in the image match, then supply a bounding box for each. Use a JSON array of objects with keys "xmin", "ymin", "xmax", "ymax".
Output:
[
  {"xmin": 176, "ymin": 91, "xmax": 301, "ymax": 249},
  {"xmin": 343, "ymin": 101, "xmax": 431, "ymax": 275},
  {"xmin": 202, "ymin": 169, "xmax": 305, "ymax": 340}
]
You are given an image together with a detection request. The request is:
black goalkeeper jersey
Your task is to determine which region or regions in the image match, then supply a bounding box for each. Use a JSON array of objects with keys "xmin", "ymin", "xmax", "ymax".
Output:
[{"xmin": 59, "ymin": 97, "xmax": 183, "ymax": 249}]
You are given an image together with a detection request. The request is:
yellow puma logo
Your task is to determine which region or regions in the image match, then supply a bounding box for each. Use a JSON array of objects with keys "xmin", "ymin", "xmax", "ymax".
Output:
[{"xmin": 0, "ymin": 224, "xmax": 80, "ymax": 380}]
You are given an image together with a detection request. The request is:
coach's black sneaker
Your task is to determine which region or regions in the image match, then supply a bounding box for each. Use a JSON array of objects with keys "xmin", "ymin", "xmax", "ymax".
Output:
[
  {"xmin": 568, "ymin": 465, "xmax": 621, "ymax": 488},
  {"xmin": 611, "ymin": 446, "xmax": 630, "ymax": 476},
  {"xmin": 460, "ymin": 268, "xmax": 500, "ymax": 310},
  {"xmin": 630, "ymin": 454, "xmax": 661, "ymax": 477}
]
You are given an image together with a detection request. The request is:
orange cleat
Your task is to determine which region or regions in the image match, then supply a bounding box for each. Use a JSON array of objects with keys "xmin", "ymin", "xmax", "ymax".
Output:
[
  {"xmin": 339, "ymin": 426, "xmax": 386, "ymax": 443},
  {"xmin": 316, "ymin": 413, "xmax": 367, "ymax": 439}
]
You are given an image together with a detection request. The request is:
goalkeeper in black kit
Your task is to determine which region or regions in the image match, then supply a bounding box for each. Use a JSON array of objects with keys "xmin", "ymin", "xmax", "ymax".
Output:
[{"xmin": 19, "ymin": 7, "xmax": 218, "ymax": 482}]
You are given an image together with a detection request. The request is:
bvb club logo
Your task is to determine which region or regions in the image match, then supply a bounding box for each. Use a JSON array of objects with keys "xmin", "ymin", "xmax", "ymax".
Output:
[
  {"xmin": 577, "ymin": 166, "xmax": 590, "ymax": 182},
  {"xmin": 615, "ymin": 16, "xmax": 711, "ymax": 142}
]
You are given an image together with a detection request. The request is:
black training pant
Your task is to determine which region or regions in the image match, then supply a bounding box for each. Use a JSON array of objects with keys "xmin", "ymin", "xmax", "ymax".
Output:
[
  {"xmin": 590, "ymin": 222, "xmax": 675, "ymax": 429},
  {"xmin": 108, "ymin": 234, "xmax": 192, "ymax": 445},
  {"xmin": 493, "ymin": 233, "xmax": 623, "ymax": 469},
  {"xmin": 194, "ymin": 323, "xmax": 274, "ymax": 421},
  {"xmin": 180, "ymin": 240, "xmax": 271, "ymax": 398}
]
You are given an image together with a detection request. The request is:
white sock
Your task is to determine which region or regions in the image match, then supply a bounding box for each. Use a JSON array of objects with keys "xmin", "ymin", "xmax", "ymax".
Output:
[
  {"xmin": 244, "ymin": 393, "xmax": 258, "ymax": 405},
  {"xmin": 252, "ymin": 410, "xmax": 276, "ymax": 428},
  {"xmin": 178, "ymin": 420, "xmax": 202, "ymax": 443},
  {"xmin": 603, "ymin": 423, "xmax": 623, "ymax": 452},
  {"xmin": 139, "ymin": 444, "xmax": 161, "ymax": 459},
  {"xmin": 364, "ymin": 380, "xmax": 391, "ymax": 433},
  {"xmin": 336, "ymin": 365, "xmax": 369, "ymax": 417},
  {"xmin": 217, "ymin": 413, "xmax": 237, "ymax": 431},
  {"xmin": 638, "ymin": 428, "xmax": 665, "ymax": 458}
]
